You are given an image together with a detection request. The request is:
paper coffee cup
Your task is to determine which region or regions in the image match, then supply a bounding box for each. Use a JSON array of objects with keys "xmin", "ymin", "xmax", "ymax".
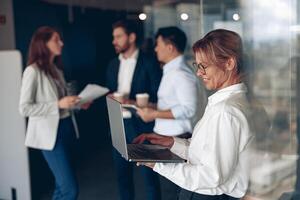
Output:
[{"xmin": 136, "ymin": 93, "xmax": 149, "ymax": 107}]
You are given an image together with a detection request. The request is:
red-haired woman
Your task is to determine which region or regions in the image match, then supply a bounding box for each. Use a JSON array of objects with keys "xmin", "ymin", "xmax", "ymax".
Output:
[{"xmin": 19, "ymin": 26, "xmax": 89, "ymax": 200}]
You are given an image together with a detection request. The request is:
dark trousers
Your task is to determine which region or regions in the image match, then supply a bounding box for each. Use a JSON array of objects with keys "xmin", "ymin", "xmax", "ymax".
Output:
[
  {"xmin": 178, "ymin": 188, "xmax": 239, "ymax": 200},
  {"xmin": 42, "ymin": 117, "xmax": 78, "ymax": 200},
  {"xmin": 158, "ymin": 132, "xmax": 191, "ymax": 200},
  {"xmin": 112, "ymin": 118, "xmax": 161, "ymax": 200},
  {"xmin": 159, "ymin": 175, "xmax": 180, "ymax": 200}
]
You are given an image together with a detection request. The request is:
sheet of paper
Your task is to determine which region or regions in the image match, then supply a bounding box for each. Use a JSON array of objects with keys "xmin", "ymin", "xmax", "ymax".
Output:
[
  {"xmin": 122, "ymin": 104, "xmax": 138, "ymax": 110},
  {"xmin": 122, "ymin": 104, "xmax": 138, "ymax": 117},
  {"xmin": 78, "ymin": 84, "xmax": 109, "ymax": 105}
]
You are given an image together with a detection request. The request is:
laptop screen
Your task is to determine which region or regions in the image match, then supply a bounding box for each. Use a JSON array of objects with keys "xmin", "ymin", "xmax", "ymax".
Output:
[{"xmin": 106, "ymin": 96, "xmax": 128, "ymax": 160}]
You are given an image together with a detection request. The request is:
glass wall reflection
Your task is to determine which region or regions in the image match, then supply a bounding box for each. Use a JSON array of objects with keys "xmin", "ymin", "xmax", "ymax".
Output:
[
  {"xmin": 242, "ymin": 0, "xmax": 297, "ymax": 199},
  {"xmin": 142, "ymin": 0, "xmax": 298, "ymax": 199}
]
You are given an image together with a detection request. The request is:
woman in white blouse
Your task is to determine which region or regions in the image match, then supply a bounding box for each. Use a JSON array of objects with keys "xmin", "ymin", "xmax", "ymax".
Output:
[{"xmin": 133, "ymin": 29, "xmax": 253, "ymax": 200}]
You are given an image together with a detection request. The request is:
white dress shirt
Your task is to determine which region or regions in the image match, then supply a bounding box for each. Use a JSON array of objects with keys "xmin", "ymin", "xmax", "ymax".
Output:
[
  {"xmin": 117, "ymin": 49, "xmax": 139, "ymax": 95},
  {"xmin": 153, "ymin": 83, "xmax": 253, "ymax": 198},
  {"xmin": 51, "ymin": 66, "xmax": 70, "ymax": 119},
  {"xmin": 154, "ymin": 55, "xmax": 207, "ymax": 136}
]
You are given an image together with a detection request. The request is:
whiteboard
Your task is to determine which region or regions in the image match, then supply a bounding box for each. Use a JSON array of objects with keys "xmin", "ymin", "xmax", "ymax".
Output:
[{"xmin": 0, "ymin": 50, "xmax": 31, "ymax": 200}]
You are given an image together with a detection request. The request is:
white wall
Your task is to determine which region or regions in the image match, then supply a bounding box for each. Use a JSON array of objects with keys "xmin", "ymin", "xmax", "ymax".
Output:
[
  {"xmin": 0, "ymin": 51, "xmax": 31, "ymax": 200},
  {"xmin": 0, "ymin": 0, "xmax": 15, "ymax": 50}
]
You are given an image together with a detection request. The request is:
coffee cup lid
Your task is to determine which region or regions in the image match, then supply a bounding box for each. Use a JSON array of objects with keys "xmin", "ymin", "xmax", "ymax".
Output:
[{"xmin": 136, "ymin": 93, "xmax": 149, "ymax": 97}]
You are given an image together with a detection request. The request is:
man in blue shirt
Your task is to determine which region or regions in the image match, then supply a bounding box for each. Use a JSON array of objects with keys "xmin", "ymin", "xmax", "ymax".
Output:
[{"xmin": 137, "ymin": 26, "xmax": 207, "ymax": 200}]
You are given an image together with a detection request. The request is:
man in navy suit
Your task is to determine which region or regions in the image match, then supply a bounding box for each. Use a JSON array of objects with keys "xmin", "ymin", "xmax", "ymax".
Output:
[{"xmin": 106, "ymin": 19, "xmax": 162, "ymax": 200}]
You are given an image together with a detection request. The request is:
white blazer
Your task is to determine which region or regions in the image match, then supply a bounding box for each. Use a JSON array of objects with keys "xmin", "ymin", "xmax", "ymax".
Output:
[{"xmin": 19, "ymin": 64, "xmax": 79, "ymax": 150}]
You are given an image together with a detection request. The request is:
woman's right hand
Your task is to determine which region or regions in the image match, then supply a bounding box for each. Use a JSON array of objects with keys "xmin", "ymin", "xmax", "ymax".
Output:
[
  {"xmin": 133, "ymin": 133, "xmax": 174, "ymax": 149},
  {"xmin": 58, "ymin": 96, "xmax": 80, "ymax": 109}
]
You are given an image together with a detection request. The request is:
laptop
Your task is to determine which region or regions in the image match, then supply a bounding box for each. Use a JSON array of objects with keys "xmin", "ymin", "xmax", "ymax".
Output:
[{"xmin": 106, "ymin": 96, "xmax": 186, "ymax": 163}]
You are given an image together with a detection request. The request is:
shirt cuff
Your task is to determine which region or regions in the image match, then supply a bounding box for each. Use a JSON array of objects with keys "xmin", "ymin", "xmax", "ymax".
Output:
[
  {"xmin": 171, "ymin": 106, "xmax": 184, "ymax": 119},
  {"xmin": 170, "ymin": 137, "xmax": 182, "ymax": 152},
  {"xmin": 170, "ymin": 137, "xmax": 189, "ymax": 157}
]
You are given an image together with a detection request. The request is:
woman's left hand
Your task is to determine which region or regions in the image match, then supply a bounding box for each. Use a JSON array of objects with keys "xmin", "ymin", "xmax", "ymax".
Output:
[
  {"xmin": 81, "ymin": 101, "xmax": 93, "ymax": 110},
  {"xmin": 137, "ymin": 162, "xmax": 155, "ymax": 169}
]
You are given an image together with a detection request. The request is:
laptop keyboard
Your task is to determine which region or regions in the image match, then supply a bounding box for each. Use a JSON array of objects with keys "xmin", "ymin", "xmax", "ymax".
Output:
[{"xmin": 127, "ymin": 144, "xmax": 171, "ymax": 160}]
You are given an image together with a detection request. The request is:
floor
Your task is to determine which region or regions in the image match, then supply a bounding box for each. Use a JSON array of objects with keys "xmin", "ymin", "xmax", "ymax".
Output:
[{"xmin": 40, "ymin": 141, "xmax": 149, "ymax": 200}]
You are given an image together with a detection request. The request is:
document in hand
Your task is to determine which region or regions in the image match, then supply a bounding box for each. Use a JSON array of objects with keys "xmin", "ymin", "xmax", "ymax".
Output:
[
  {"xmin": 122, "ymin": 104, "xmax": 138, "ymax": 116},
  {"xmin": 78, "ymin": 84, "xmax": 109, "ymax": 105}
]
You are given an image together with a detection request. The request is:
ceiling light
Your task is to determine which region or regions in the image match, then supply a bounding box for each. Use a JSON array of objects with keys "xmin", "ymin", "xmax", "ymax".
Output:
[
  {"xmin": 180, "ymin": 13, "xmax": 189, "ymax": 21},
  {"xmin": 139, "ymin": 13, "xmax": 147, "ymax": 21},
  {"xmin": 233, "ymin": 13, "xmax": 240, "ymax": 21}
]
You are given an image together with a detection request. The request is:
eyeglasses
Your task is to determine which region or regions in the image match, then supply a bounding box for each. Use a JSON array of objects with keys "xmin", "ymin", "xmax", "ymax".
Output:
[{"xmin": 192, "ymin": 62, "xmax": 207, "ymax": 74}]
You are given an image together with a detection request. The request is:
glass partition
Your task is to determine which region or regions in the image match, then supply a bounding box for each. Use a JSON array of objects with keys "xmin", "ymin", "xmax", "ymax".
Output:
[
  {"xmin": 142, "ymin": 0, "xmax": 298, "ymax": 199},
  {"xmin": 241, "ymin": 0, "xmax": 298, "ymax": 199}
]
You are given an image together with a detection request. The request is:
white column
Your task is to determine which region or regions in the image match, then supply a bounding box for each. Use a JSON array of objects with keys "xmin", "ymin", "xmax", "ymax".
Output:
[{"xmin": 0, "ymin": 51, "xmax": 31, "ymax": 200}]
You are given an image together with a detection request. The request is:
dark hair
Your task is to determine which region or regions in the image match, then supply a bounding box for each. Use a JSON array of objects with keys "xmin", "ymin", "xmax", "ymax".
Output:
[
  {"xmin": 192, "ymin": 29, "xmax": 243, "ymax": 75},
  {"xmin": 27, "ymin": 26, "xmax": 63, "ymax": 79},
  {"xmin": 141, "ymin": 37, "xmax": 155, "ymax": 56},
  {"xmin": 155, "ymin": 26, "xmax": 187, "ymax": 53},
  {"xmin": 112, "ymin": 19, "xmax": 139, "ymax": 44}
]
